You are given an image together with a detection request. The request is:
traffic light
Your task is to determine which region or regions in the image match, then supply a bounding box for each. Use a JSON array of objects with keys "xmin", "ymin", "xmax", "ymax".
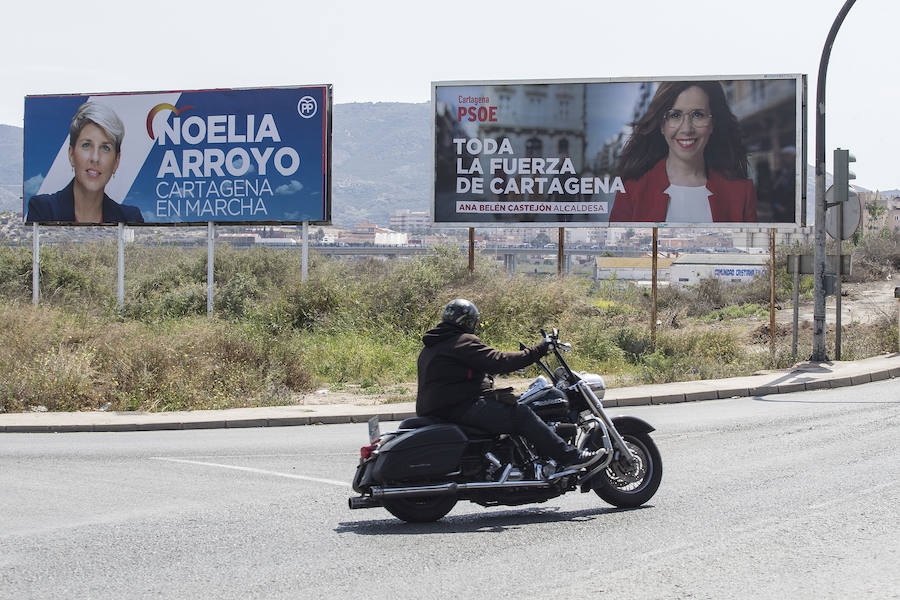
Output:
[{"xmin": 833, "ymin": 148, "xmax": 856, "ymax": 204}]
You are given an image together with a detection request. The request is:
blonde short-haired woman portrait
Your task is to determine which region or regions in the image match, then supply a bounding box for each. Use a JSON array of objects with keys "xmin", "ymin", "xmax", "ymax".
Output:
[{"xmin": 26, "ymin": 101, "xmax": 143, "ymax": 224}]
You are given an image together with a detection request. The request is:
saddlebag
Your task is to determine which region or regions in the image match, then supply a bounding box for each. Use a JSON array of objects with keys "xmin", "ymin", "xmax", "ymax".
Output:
[{"xmin": 372, "ymin": 424, "xmax": 467, "ymax": 482}]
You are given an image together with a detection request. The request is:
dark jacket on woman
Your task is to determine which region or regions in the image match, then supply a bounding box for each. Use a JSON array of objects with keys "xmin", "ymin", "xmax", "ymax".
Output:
[
  {"xmin": 416, "ymin": 322, "xmax": 546, "ymax": 417},
  {"xmin": 26, "ymin": 180, "xmax": 144, "ymax": 224}
]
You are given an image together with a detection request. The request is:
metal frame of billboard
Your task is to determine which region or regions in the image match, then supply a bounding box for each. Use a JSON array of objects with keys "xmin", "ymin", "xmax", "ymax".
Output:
[
  {"xmin": 431, "ymin": 74, "xmax": 806, "ymax": 230},
  {"xmin": 23, "ymin": 84, "xmax": 333, "ymax": 226}
]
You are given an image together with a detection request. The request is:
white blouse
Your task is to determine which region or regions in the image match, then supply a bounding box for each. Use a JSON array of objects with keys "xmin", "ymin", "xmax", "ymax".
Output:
[{"xmin": 665, "ymin": 184, "xmax": 713, "ymax": 223}]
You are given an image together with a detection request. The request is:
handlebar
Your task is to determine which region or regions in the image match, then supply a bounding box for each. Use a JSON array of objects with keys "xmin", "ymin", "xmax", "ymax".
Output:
[{"xmin": 538, "ymin": 328, "xmax": 571, "ymax": 352}]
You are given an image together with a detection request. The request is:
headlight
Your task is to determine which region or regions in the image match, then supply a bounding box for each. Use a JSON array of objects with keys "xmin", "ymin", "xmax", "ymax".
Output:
[{"xmin": 580, "ymin": 373, "xmax": 606, "ymax": 398}]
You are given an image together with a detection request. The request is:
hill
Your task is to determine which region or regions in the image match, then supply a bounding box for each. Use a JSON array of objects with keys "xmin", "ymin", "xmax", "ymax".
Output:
[
  {"xmin": 0, "ymin": 125, "xmax": 22, "ymax": 213},
  {"xmin": 331, "ymin": 102, "xmax": 431, "ymax": 226}
]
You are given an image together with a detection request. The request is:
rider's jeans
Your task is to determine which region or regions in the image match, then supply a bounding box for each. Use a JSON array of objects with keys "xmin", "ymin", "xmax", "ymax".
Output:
[{"xmin": 449, "ymin": 397, "xmax": 576, "ymax": 462}]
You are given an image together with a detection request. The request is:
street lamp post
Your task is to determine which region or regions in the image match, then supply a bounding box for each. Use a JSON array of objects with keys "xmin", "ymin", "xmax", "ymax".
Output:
[{"xmin": 812, "ymin": 0, "xmax": 857, "ymax": 361}]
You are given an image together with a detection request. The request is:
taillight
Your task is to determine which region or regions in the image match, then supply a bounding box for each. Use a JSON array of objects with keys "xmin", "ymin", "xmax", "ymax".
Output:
[{"xmin": 360, "ymin": 443, "xmax": 378, "ymax": 460}]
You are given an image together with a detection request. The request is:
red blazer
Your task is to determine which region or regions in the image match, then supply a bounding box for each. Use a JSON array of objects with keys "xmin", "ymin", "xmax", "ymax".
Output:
[{"xmin": 611, "ymin": 158, "xmax": 757, "ymax": 223}]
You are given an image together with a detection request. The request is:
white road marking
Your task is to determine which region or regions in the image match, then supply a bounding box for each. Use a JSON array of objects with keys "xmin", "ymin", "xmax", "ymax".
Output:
[{"xmin": 150, "ymin": 457, "xmax": 350, "ymax": 487}]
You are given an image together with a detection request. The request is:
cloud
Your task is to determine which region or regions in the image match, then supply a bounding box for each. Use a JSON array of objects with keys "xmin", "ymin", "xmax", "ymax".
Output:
[
  {"xmin": 275, "ymin": 180, "xmax": 304, "ymax": 196},
  {"xmin": 229, "ymin": 155, "xmax": 256, "ymax": 175},
  {"xmin": 24, "ymin": 174, "xmax": 44, "ymax": 199}
]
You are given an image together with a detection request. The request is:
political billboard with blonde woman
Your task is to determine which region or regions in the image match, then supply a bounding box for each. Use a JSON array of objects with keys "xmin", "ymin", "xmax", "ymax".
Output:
[
  {"xmin": 24, "ymin": 85, "xmax": 332, "ymax": 225},
  {"xmin": 433, "ymin": 75, "xmax": 805, "ymax": 228}
]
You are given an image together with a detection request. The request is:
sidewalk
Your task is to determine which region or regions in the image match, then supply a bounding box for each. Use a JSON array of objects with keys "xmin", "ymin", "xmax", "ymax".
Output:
[{"xmin": 2, "ymin": 354, "xmax": 898, "ymax": 433}]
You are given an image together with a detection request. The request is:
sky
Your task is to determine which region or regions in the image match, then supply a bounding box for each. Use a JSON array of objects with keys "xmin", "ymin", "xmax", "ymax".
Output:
[{"xmin": 2, "ymin": 0, "xmax": 898, "ymax": 190}]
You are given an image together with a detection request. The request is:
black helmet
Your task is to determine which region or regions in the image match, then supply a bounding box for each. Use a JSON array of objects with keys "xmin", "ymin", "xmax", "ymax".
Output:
[{"xmin": 441, "ymin": 298, "xmax": 479, "ymax": 333}]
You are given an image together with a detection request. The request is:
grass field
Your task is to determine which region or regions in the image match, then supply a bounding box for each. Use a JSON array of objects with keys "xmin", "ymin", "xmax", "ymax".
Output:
[{"xmin": 1, "ymin": 234, "xmax": 897, "ymax": 413}]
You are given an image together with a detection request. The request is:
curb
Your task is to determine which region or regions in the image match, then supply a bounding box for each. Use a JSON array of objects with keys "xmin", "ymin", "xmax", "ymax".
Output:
[
  {"xmin": 0, "ymin": 410, "xmax": 420, "ymax": 434},
  {"xmin": 2, "ymin": 360, "xmax": 898, "ymax": 434},
  {"xmin": 595, "ymin": 366, "xmax": 897, "ymax": 409}
]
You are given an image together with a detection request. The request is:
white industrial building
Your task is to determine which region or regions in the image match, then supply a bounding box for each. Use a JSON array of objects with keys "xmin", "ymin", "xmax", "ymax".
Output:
[{"xmin": 670, "ymin": 253, "xmax": 769, "ymax": 286}]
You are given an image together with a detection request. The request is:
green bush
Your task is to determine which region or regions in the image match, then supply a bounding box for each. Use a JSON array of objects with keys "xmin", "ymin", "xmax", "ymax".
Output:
[
  {"xmin": 701, "ymin": 303, "xmax": 768, "ymax": 322},
  {"xmin": 639, "ymin": 329, "xmax": 746, "ymax": 383},
  {"xmin": 613, "ymin": 326, "xmax": 653, "ymax": 362},
  {"xmin": 574, "ymin": 326, "xmax": 626, "ymax": 363}
]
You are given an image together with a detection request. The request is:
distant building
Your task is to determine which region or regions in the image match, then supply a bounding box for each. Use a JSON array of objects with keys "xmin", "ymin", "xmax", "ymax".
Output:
[
  {"xmin": 255, "ymin": 237, "xmax": 297, "ymax": 247},
  {"xmin": 889, "ymin": 197, "xmax": 900, "ymax": 233},
  {"xmin": 859, "ymin": 191, "xmax": 900, "ymax": 234},
  {"xmin": 218, "ymin": 233, "xmax": 258, "ymax": 247},
  {"xmin": 732, "ymin": 228, "xmax": 812, "ymax": 251},
  {"xmin": 389, "ymin": 209, "xmax": 431, "ymax": 233},
  {"xmin": 658, "ymin": 237, "xmax": 692, "ymax": 250},
  {"xmin": 337, "ymin": 221, "xmax": 408, "ymax": 245},
  {"xmin": 594, "ymin": 256, "xmax": 676, "ymax": 282},
  {"xmin": 670, "ymin": 253, "xmax": 769, "ymax": 286},
  {"xmin": 375, "ymin": 230, "xmax": 408, "ymax": 246}
]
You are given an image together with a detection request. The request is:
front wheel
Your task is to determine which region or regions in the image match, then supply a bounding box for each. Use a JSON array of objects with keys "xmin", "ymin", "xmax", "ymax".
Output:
[
  {"xmin": 593, "ymin": 432, "xmax": 662, "ymax": 508},
  {"xmin": 383, "ymin": 495, "xmax": 457, "ymax": 523}
]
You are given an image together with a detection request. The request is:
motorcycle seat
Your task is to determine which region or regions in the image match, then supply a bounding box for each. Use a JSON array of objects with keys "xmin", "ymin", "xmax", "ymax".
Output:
[{"xmin": 400, "ymin": 416, "xmax": 492, "ymax": 439}]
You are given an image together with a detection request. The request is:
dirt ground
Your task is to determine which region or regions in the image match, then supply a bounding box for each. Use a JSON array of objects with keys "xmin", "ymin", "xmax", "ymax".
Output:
[{"xmin": 777, "ymin": 278, "xmax": 899, "ymax": 325}]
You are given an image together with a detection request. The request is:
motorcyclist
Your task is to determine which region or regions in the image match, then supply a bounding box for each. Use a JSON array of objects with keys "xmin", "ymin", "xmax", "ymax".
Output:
[{"xmin": 416, "ymin": 298, "xmax": 599, "ymax": 469}]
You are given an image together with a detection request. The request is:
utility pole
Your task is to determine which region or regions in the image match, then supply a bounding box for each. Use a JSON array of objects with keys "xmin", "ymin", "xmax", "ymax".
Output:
[{"xmin": 812, "ymin": 0, "xmax": 857, "ymax": 361}]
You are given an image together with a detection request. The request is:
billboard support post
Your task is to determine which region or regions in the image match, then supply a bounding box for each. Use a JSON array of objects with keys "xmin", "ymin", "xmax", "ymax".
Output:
[
  {"xmin": 32, "ymin": 223, "xmax": 39, "ymax": 306},
  {"xmin": 117, "ymin": 223, "xmax": 125, "ymax": 311},
  {"xmin": 813, "ymin": 0, "xmax": 857, "ymax": 361},
  {"xmin": 770, "ymin": 228, "xmax": 776, "ymax": 363},
  {"xmin": 301, "ymin": 222, "xmax": 309, "ymax": 284},
  {"xmin": 558, "ymin": 228, "xmax": 564, "ymax": 276},
  {"xmin": 651, "ymin": 227, "xmax": 658, "ymax": 351},
  {"xmin": 207, "ymin": 222, "xmax": 215, "ymax": 318},
  {"xmin": 468, "ymin": 228, "xmax": 475, "ymax": 275},
  {"xmin": 792, "ymin": 255, "xmax": 800, "ymax": 362}
]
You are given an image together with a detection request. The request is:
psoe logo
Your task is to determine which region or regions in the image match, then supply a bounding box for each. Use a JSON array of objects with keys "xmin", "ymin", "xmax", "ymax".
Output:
[{"xmin": 298, "ymin": 96, "xmax": 318, "ymax": 119}]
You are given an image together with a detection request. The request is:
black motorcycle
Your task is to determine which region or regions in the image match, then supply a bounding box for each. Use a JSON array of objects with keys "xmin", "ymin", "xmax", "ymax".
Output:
[{"xmin": 349, "ymin": 329, "xmax": 662, "ymax": 522}]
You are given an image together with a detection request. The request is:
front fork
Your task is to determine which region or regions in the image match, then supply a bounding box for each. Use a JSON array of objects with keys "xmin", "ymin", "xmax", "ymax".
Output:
[{"xmin": 576, "ymin": 380, "xmax": 636, "ymax": 470}]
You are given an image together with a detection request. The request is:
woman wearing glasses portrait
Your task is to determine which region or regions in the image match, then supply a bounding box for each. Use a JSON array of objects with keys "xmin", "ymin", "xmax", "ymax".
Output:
[
  {"xmin": 26, "ymin": 101, "xmax": 144, "ymax": 224},
  {"xmin": 609, "ymin": 81, "xmax": 757, "ymax": 223}
]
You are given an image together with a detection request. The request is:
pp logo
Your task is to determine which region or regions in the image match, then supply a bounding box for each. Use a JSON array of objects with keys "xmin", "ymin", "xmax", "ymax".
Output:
[{"xmin": 298, "ymin": 96, "xmax": 318, "ymax": 119}]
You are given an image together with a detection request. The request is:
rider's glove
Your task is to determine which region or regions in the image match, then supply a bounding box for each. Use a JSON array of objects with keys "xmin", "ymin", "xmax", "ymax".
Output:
[{"xmin": 536, "ymin": 340, "xmax": 553, "ymax": 356}]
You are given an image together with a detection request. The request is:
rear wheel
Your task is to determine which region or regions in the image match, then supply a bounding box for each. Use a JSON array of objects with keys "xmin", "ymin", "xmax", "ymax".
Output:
[
  {"xmin": 593, "ymin": 432, "xmax": 662, "ymax": 508},
  {"xmin": 383, "ymin": 495, "xmax": 457, "ymax": 523}
]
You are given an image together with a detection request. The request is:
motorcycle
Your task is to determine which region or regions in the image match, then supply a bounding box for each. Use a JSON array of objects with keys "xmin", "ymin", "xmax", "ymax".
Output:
[{"xmin": 349, "ymin": 329, "xmax": 662, "ymax": 522}]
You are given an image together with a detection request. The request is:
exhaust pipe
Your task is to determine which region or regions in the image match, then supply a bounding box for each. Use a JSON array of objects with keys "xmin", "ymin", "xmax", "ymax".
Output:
[
  {"xmin": 349, "ymin": 495, "xmax": 383, "ymax": 510},
  {"xmin": 370, "ymin": 478, "xmax": 552, "ymax": 500}
]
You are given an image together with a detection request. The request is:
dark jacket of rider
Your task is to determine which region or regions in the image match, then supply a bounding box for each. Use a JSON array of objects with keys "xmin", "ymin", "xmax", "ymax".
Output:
[{"xmin": 416, "ymin": 322, "xmax": 548, "ymax": 417}]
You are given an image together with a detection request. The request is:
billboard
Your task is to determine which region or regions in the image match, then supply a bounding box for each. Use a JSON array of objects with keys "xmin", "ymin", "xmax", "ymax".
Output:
[
  {"xmin": 24, "ymin": 85, "xmax": 332, "ymax": 225},
  {"xmin": 433, "ymin": 75, "xmax": 805, "ymax": 228}
]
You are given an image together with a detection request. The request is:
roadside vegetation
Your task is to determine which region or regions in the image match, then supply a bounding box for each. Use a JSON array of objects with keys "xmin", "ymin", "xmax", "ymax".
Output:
[{"xmin": 1, "ymin": 231, "xmax": 897, "ymax": 413}]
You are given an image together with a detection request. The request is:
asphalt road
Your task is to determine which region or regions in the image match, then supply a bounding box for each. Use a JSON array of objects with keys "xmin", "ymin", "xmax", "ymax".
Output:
[{"xmin": 2, "ymin": 379, "xmax": 899, "ymax": 599}]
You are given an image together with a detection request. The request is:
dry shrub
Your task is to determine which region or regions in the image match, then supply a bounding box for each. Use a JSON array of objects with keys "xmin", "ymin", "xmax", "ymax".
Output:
[
  {"xmin": 749, "ymin": 322, "xmax": 792, "ymax": 344},
  {"xmin": 0, "ymin": 302, "xmax": 314, "ymax": 412},
  {"xmin": 850, "ymin": 231, "xmax": 900, "ymax": 282}
]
